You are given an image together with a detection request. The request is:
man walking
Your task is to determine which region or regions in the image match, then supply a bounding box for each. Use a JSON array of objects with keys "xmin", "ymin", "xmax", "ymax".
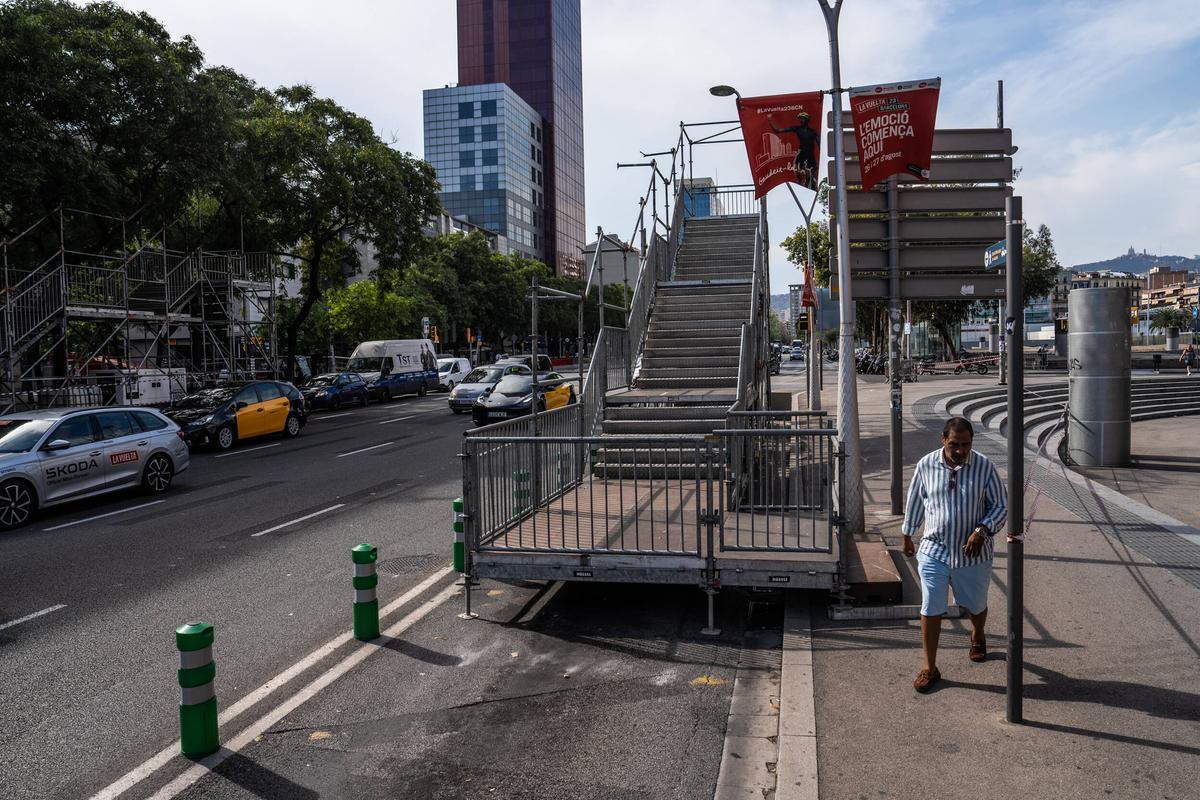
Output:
[
  {"xmin": 902, "ymin": 417, "xmax": 1007, "ymax": 693},
  {"xmin": 1181, "ymin": 343, "xmax": 1196, "ymax": 376}
]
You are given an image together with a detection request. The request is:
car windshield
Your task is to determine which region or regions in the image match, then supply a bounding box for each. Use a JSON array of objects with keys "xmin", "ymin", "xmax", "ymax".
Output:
[
  {"xmin": 173, "ymin": 387, "xmax": 236, "ymax": 409},
  {"xmin": 438, "ymin": 361, "xmax": 454, "ymax": 373},
  {"xmin": 307, "ymin": 375, "xmax": 337, "ymax": 388},
  {"xmin": 347, "ymin": 357, "xmax": 384, "ymax": 372},
  {"xmin": 494, "ymin": 375, "xmax": 534, "ymax": 396},
  {"xmin": 0, "ymin": 419, "xmax": 53, "ymax": 453}
]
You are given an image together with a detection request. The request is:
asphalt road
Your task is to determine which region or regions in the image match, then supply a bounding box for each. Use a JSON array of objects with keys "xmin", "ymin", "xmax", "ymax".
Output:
[{"xmin": 0, "ymin": 389, "xmax": 474, "ymax": 799}]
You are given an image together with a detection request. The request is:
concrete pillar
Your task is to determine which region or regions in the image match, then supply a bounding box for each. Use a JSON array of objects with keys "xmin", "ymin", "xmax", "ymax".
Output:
[
  {"xmin": 1053, "ymin": 318, "xmax": 1069, "ymax": 358},
  {"xmin": 1067, "ymin": 287, "xmax": 1130, "ymax": 466}
]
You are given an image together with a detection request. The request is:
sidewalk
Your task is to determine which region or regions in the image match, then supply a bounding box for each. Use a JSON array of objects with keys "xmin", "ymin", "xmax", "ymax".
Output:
[{"xmin": 810, "ymin": 373, "xmax": 1200, "ymax": 800}]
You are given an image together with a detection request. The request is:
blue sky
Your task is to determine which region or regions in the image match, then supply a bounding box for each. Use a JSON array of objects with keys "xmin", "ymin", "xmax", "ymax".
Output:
[{"xmin": 112, "ymin": 0, "xmax": 1200, "ymax": 288}]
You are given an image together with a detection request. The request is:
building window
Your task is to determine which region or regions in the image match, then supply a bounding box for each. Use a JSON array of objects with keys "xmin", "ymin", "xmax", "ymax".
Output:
[
  {"xmin": 530, "ymin": 121, "xmax": 537, "ymax": 138},
  {"xmin": 459, "ymin": 126, "xmax": 475, "ymax": 144},
  {"xmin": 458, "ymin": 102, "xmax": 474, "ymax": 119},
  {"xmin": 461, "ymin": 174, "xmax": 476, "ymax": 192},
  {"xmin": 481, "ymin": 124, "xmax": 498, "ymax": 142},
  {"xmin": 482, "ymin": 173, "xmax": 499, "ymax": 190},
  {"xmin": 459, "ymin": 150, "xmax": 476, "ymax": 168},
  {"xmin": 481, "ymin": 149, "xmax": 498, "ymax": 166},
  {"xmin": 480, "ymin": 99, "xmax": 496, "ymax": 117}
]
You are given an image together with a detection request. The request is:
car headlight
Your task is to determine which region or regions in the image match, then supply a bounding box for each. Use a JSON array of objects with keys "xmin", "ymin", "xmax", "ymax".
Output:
[
  {"xmin": 189, "ymin": 414, "xmax": 214, "ymax": 427},
  {"xmin": 515, "ymin": 394, "xmax": 533, "ymax": 407}
]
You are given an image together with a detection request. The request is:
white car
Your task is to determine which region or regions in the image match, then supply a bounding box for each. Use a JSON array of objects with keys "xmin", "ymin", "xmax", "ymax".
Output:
[
  {"xmin": 448, "ymin": 363, "xmax": 531, "ymax": 413},
  {"xmin": 437, "ymin": 357, "xmax": 472, "ymax": 392},
  {"xmin": 0, "ymin": 407, "xmax": 190, "ymax": 530}
]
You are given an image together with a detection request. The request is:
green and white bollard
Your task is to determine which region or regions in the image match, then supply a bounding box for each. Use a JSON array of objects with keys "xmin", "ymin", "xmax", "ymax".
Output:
[
  {"xmin": 351, "ymin": 544, "xmax": 380, "ymax": 641},
  {"xmin": 176, "ymin": 621, "xmax": 219, "ymax": 758},
  {"xmin": 452, "ymin": 497, "xmax": 465, "ymax": 573},
  {"xmin": 512, "ymin": 469, "xmax": 531, "ymax": 519}
]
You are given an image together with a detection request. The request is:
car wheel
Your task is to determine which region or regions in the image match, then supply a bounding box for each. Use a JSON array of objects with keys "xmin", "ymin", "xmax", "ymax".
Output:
[
  {"xmin": 452, "ymin": 407, "xmax": 464, "ymax": 414},
  {"xmin": 568, "ymin": 388, "xmax": 577, "ymax": 405},
  {"xmin": 283, "ymin": 413, "xmax": 302, "ymax": 438},
  {"xmin": 418, "ymin": 382, "xmax": 427, "ymax": 397},
  {"xmin": 331, "ymin": 395, "xmax": 342, "ymax": 411},
  {"xmin": 141, "ymin": 454, "xmax": 174, "ymax": 495},
  {"xmin": 215, "ymin": 424, "xmax": 236, "ymax": 451},
  {"xmin": 359, "ymin": 391, "xmax": 369, "ymax": 407},
  {"xmin": 0, "ymin": 479, "xmax": 37, "ymax": 530}
]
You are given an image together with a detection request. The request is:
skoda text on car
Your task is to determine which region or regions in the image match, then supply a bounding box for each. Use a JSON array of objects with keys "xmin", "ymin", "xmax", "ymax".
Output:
[
  {"xmin": 346, "ymin": 339, "xmax": 438, "ymax": 402},
  {"xmin": 448, "ymin": 363, "xmax": 530, "ymax": 414},
  {"xmin": 436, "ymin": 357, "xmax": 472, "ymax": 392},
  {"xmin": 163, "ymin": 381, "xmax": 308, "ymax": 451},
  {"xmin": 302, "ymin": 372, "xmax": 370, "ymax": 410},
  {"xmin": 0, "ymin": 407, "xmax": 190, "ymax": 531},
  {"xmin": 471, "ymin": 371, "xmax": 576, "ymax": 426}
]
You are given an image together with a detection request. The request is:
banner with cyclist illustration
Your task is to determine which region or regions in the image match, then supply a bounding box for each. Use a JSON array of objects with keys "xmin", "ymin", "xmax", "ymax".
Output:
[
  {"xmin": 736, "ymin": 91, "xmax": 824, "ymax": 197},
  {"xmin": 848, "ymin": 78, "xmax": 940, "ymax": 191}
]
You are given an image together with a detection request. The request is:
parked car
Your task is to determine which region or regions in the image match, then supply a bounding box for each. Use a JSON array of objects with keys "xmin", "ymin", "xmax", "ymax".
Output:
[
  {"xmin": 346, "ymin": 339, "xmax": 438, "ymax": 402},
  {"xmin": 436, "ymin": 357, "xmax": 472, "ymax": 392},
  {"xmin": 302, "ymin": 372, "xmax": 370, "ymax": 410},
  {"xmin": 0, "ymin": 407, "xmax": 190, "ymax": 530},
  {"xmin": 495, "ymin": 353, "xmax": 554, "ymax": 373},
  {"xmin": 164, "ymin": 380, "xmax": 308, "ymax": 451},
  {"xmin": 471, "ymin": 372, "xmax": 576, "ymax": 426},
  {"xmin": 790, "ymin": 339, "xmax": 805, "ymax": 360},
  {"xmin": 448, "ymin": 364, "xmax": 530, "ymax": 414}
]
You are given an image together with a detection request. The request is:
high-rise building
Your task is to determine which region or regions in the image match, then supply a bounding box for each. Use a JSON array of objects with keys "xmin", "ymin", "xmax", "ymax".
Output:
[
  {"xmin": 423, "ymin": 84, "xmax": 545, "ymax": 262},
  {"xmin": 452, "ymin": 0, "xmax": 585, "ymax": 277}
]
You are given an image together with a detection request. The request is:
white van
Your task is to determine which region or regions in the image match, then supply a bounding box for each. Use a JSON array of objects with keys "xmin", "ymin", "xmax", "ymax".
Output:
[
  {"xmin": 346, "ymin": 339, "xmax": 439, "ymax": 401},
  {"xmin": 436, "ymin": 357, "xmax": 472, "ymax": 391}
]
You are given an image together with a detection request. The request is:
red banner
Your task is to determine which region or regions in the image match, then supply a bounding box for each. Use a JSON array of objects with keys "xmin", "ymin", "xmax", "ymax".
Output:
[
  {"xmin": 736, "ymin": 91, "xmax": 824, "ymax": 198},
  {"xmin": 848, "ymin": 78, "xmax": 940, "ymax": 191},
  {"xmin": 801, "ymin": 262, "xmax": 816, "ymax": 308}
]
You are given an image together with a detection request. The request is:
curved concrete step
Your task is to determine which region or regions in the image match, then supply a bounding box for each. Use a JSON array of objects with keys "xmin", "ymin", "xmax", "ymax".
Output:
[
  {"xmin": 634, "ymin": 376, "xmax": 738, "ymax": 389},
  {"xmin": 642, "ymin": 356, "xmax": 739, "ymax": 369},
  {"xmin": 604, "ymin": 405, "xmax": 730, "ymax": 421},
  {"xmin": 601, "ymin": 419, "xmax": 724, "ymax": 435}
]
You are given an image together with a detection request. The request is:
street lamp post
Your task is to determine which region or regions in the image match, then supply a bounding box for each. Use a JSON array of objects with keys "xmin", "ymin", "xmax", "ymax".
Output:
[{"xmin": 816, "ymin": 0, "xmax": 865, "ymax": 533}]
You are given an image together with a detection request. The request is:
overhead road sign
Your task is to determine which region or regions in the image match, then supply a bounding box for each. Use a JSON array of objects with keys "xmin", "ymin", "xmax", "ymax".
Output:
[
  {"xmin": 831, "ymin": 186, "xmax": 1013, "ymax": 214},
  {"xmin": 847, "ymin": 215, "xmax": 1005, "ymax": 243},
  {"xmin": 830, "ymin": 127, "xmax": 1014, "ymax": 156},
  {"xmin": 830, "ymin": 156, "xmax": 1013, "ymax": 185},
  {"xmin": 832, "ymin": 273, "xmax": 1006, "ymax": 300},
  {"xmin": 847, "ymin": 244, "xmax": 995, "ymax": 273},
  {"xmin": 985, "ymin": 240, "xmax": 1007, "ymax": 271}
]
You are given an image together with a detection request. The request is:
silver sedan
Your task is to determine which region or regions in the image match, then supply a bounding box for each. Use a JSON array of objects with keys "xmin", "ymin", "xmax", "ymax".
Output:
[{"xmin": 0, "ymin": 407, "xmax": 190, "ymax": 530}]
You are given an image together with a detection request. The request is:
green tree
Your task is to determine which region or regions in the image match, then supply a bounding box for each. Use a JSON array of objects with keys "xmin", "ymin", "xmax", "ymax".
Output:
[
  {"xmin": 768, "ymin": 311, "xmax": 786, "ymax": 342},
  {"xmin": 241, "ymin": 85, "xmax": 440, "ymax": 378},
  {"xmin": 325, "ymin": 280, "xmax": 417, "ymax": 345},
  {"xmin": 1021, "ymin": 224, "xmax": 1061, "ymax": 304},
  {"xmin": 1149, "ymin": 307, "xmax": 1190, "ymax": 333},
  {"xmin": 781, "ymin": 220, "xmax": 833, "ymax": 287}
]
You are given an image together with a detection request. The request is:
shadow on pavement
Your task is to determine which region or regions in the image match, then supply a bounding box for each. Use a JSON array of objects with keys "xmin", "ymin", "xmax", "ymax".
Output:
[
  {"xmin": 208, "ymin": 751, "xmax": 319, "ymax": 800},
  {"xmin": 374, "ymin": 636, "xmax": 463, "ymax": 666}
]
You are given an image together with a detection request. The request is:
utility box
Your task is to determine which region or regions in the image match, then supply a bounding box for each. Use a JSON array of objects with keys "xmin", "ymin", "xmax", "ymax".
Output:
[
  {"xmin": 117, "ymin": 368, "xmax": 187, "ymax": 406},
  {"xmin": 1067, "ymin": 288, "xmax": 1130, "ymax": 466}
]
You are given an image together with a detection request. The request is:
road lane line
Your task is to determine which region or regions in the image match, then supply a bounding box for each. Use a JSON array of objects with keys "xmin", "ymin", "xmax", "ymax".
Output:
[
  {"xmin": 147, "ymin": 581, "xmax": 460, "ymax": 800},
  {"xmin": 0, "ymin": 603, "xmax": 67, "ymax": 632},
  {"xmin": 89, "ymin": 567, "xmax": 453, "ymax": 800},
  {"xmin": 336, "ymin": 441, "xmax": 394, "ymax": 457},
  {"xmin": 311, "ymin": 412, "xmax": 352, "ymax": 420},
  {"xmin": 42, "ymin": 501, "xmax": 165, "ymax": 531},
  {"xmin": 250, "ymin": 504, "xmax": 345, "ymax": 537},
  {"xmin": 214, "ymin": 443, "xmax": 280, "ymax": 459},
  {"xmin": 377, "ymin": 415, "xmax": 416, "ymax": 425}
]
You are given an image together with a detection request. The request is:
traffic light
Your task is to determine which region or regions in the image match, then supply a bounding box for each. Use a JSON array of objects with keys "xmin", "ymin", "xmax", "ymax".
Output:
[{"xmin": 431, "ymin": 325, "xmax": 439, "ymax": 344}]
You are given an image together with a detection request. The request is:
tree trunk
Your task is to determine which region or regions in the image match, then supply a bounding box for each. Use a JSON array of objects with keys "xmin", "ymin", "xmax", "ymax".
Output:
[
  {"xmin": 934, "ymin": 321, "xmax": 957, "ymax": 360},
  {"xmin": 283, "ymin": 243, "xmax": 324, "ymax": 381}
]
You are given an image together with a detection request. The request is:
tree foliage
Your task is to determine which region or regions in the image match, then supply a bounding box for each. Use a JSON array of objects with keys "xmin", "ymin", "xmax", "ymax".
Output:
[{"xmin": 1149, "ymin": 307, "xmax": 1189, "ymax": 333}]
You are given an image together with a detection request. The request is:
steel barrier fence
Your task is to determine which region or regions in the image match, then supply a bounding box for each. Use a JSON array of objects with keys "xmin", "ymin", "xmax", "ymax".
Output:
[{"xmin": 461, "ymin": 427, "xmax": 837, "ymax": 559}]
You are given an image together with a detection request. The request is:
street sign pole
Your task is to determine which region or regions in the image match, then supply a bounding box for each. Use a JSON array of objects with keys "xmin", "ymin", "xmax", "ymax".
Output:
[
  {"xmin": 887, "ymin": 176, "xmax": 902, "ymax": 514},
  {"xmin": 818, "ymin": 0, "xmax": 864, "ymax": 534},
  {"xmin": 1005, "ymin": 195, "xmax": 1025, "ymax": 724},
  {"xmin": 786, "ymin": 182, "xmax": 822, "ymax": 412}
]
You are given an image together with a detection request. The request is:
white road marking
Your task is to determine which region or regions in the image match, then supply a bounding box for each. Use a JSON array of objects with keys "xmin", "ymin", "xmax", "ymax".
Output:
[
  {"xmin": 249, "ymin": 504, "xmax": 345, "ymax": 537},
  {"xmin": 377, "ymin": 415, "xmax": 415, "ymax": 425},
  {"xmin": 89, "ymin": 567, "xmax": 454, "ymax": 800},
  {"xmin": 214, "ymin": 443, "xmax": 280, "ymax": 459},
  {"xmin": 42, "ymin": 500, "xmax": 165, "ymax": 531},
  {"xmin": 0, "ymin": 603, "xmax": 67, "ymax": 632},
  {"xmin": 336, "ymin": 441, "xmax": 394, "ymax": 457},
  {"xmin": 311, "ymin": 412, "xmax": 352, "ymax": 420}
]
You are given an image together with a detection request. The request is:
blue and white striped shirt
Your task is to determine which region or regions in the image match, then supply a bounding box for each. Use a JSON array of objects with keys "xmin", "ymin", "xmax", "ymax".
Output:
[{"xmin": 901, "ymin": 448, "xmax": 1008, "ymax": 568}]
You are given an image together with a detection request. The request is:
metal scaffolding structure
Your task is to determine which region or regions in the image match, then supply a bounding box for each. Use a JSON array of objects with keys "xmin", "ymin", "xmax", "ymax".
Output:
[{"xmin": 1, "ymin": 207, "xmax": 281, "ymax": 414}]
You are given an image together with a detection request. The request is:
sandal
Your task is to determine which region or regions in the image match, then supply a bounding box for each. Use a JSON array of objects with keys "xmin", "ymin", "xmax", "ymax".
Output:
[
  {"xmin": 969, "ymin": 641, "xmax": 987, "ymax": 663},
  {"xmin": 913, "ymin": 667, "xmax": 941, "ymax": 693}
]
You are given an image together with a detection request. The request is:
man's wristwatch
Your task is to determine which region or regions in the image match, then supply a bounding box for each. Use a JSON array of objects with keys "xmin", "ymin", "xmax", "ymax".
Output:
[{"xmin": 974, "ymin": 525, "xmax": 994, "ymax": 539}]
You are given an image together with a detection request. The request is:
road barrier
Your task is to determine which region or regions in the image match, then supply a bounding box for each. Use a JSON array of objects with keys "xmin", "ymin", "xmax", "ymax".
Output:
[
  {"xmin": 175, "ymin": 621, "xmax": 219, "ymax": 758},
  {"xmin": 452, "ymin": 498, "xmax": 465, "ymax": 572},
  {"xmin": 351, "ymin": 544, "xmax": 380, "ymax": 640}
]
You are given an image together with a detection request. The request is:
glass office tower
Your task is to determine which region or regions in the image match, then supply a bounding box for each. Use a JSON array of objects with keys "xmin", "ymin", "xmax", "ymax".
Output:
[
  {"xmin": 423, "ymin": 84, "xmax": 545, "ymax": 262},
  {"xmin": 455, "ymin": 0, "xmax": 585, "ymax": 277}
]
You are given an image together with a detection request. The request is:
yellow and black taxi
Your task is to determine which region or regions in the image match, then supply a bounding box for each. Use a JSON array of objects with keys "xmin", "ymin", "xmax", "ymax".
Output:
[
  {"xmin": 471, "ymin": 371, "xmax": 576, "ymax": 427},
  {"xmin": 164, "ymin": 381, "xmax": 309, "ymax": 451}
]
